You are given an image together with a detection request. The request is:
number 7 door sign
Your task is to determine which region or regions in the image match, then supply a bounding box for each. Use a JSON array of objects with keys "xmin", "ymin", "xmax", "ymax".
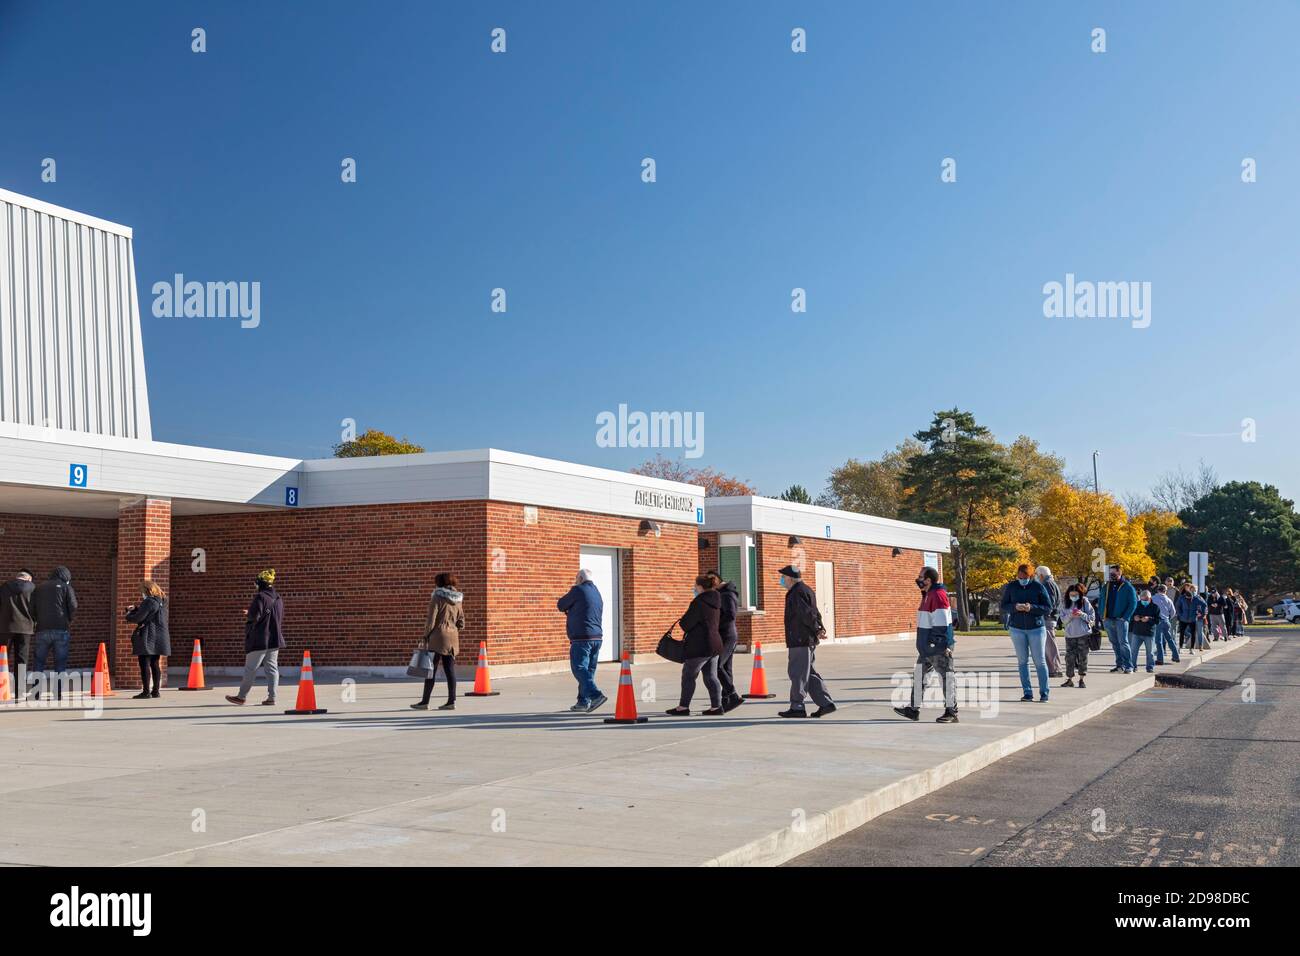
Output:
[{"xmin": 69, "ymin": 464, "xmax": 89, "ymax": 487}]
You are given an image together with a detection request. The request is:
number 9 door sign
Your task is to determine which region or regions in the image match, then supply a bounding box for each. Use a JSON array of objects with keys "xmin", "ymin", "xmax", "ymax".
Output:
[{"xmin": 69, "ymin": 464, "xmax": 88, "ymax": 488}]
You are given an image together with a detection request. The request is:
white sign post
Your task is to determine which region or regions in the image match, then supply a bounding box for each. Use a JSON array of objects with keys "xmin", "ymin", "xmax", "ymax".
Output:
[{"xmin": 1188, "ymin": 551, "xmax": 1209, "ymax": 592}]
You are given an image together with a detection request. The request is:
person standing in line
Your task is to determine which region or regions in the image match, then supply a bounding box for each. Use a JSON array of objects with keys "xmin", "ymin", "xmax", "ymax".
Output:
[
  {"xmin": 1151, "ymin": 583, "xmax": 1180, "ymax": 665},
  {"xmin": 999, "ymin": 563, "xmax": 1054, "ymax": 702},
  {"xmin": 226, "ymin": 569, "xmax": 285, "ymax": 706},
  {"xmin": 1129, "ymin": 590, "xmax": 1160, "ymax": 673},
  {"xmin": 411, "ymin": 572, "xmax": 464, "ymax": 711},
  {"xmin": 0, "ymin": 569, "xmax": 36, "ymax": 700},
  {"xmin": 1059, "ymin": 585, "xmax": 1095, "ymax": 687},
  {"xmin": 1036, "ymin": 566, "xmax": 1063, "ymax": 678},
  {"xmin": 30, "ymin": 566, "xmax": 77, "ymax": 700},
  {"xmin": 666, "ymin": 574, "xmax": 724, "ymax": 715},
  {"xmin": 777, "ymin": 565, "xmax": 836, "ymax": 718},
  {"xmin": 557, "ymin": 569, "xmax": 607, "ymax": 713},
  {"xmin": 1206, "ymin": 588, "xmax": 1228, "ymax": 641},
  {"xmin": 893, "ymin": 566, "xmax": 958, "ymax": 723},
  {"xmin": 1098, "ymin": 564, "xmax": 1138, "ymax": 673},
  {"xmin": 1175, "ymin": 583, "xmax": 1207, "ymax": 651},
  {"xmin": 1234, "ymin": 592, "xmax": 1249, "ymax": 635},
  {"xmin": 125, "ymin": 580, "xmax": 170, "ymax": 699},
  {"xmin": 712, "ymin": 573, "xmax": 744, "ymax": 712}
]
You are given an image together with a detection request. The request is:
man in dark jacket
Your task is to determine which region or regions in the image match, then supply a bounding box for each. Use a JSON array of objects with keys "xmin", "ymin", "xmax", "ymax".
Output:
[
  {"xmin": 999, "ymin": 563, "xmax": 1054, "ymax": 701},
  {"xmin": 226, "ymin": 570, "xmax": 286, "ymax": 705},
  {"xmin": 556, "ymin": 569, "xmax": 607, "ymax": 713},
  {"xmin": 1098, "ymin": 564, "xmax": 1138, "ymax": 672},
  {"xmin": 713, "ymin": 576, "xmax": 743, "ymax": 712},
  {"xmin": 895, "ymin": 566, "xmax": 958, "ymax": 723},
  {"xmin": 777, "ymin": 565, "xmax": 835, "ymax": 718},
  {"xmin": 31, "ymin": 566, "xmax": 77, "ymax": 690},
  {"xmin": 1, "ymin": 569, "xmax": 36, "ymax": 698}
]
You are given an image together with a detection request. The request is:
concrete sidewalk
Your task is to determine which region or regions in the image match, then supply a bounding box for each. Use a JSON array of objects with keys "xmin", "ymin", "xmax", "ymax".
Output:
[{"xmin": 0, "ymin": 633, "xmax": 1250, "ymax": 867}]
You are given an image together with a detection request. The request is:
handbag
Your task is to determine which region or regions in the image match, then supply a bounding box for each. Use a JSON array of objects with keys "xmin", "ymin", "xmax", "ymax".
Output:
[
  {"xmin": 406, "ymin": 640, "xmax": 437, "ymax": 679},
  {"xmin": 1088, "ymin": 631, "xmax": 1102, "ymax": 651},
  {"xmin": 656, "ymin": 624, "xmax": 686, "ymax": 663}
]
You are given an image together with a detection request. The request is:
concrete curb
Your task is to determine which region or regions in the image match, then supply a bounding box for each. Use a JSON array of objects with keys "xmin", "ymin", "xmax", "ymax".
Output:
[{"xmin": 703, "ymin": 636, "xmax": 1252, "ymax": 867}]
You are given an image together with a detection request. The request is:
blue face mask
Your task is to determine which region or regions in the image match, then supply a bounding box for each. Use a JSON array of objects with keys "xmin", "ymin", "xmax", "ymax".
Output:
[
  {"xmin": 693, "ymin": 586, "xmax": 702, "ymax": 596},
  {"xmin": 1140, "ymin": 599, "xmax": 1150, "ymax": 606},
  {"xmin": 778, "ymin": 575, "xmax": 788, "ymax": 588}
]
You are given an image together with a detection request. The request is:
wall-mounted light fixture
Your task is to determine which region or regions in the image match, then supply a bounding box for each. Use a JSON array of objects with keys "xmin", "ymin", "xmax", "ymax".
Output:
[
  {"xmin": 639, "ymin": 519, "xmax": 662, "ymax": 538},
  {"xmin": 892, "ymin": 547, "xmax": 902, "ymax": 557},
  {"xmin": 788, "ymin": 536, "xmax": 802, "ymax": 546},
  {"xmin": 698, "ymin": 537, "xmax": 711, "ymax": 549}
]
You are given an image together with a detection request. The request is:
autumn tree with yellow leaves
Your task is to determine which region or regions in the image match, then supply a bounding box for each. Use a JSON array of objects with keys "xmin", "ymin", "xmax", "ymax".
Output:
[{"xmin": 1028, "ymin": 481, "xmax": 1155, "ymax": 588}]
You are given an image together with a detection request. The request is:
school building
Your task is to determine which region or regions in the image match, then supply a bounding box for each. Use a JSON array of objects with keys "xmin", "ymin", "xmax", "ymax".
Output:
[{"xmin": 0, "ymin": 188, "xmax": 949, "ymax": 686}]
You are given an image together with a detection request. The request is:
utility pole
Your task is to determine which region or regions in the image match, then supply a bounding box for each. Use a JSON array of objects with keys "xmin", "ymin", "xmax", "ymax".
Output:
[{"xmin": 1092, "ymin": 450, "xmax": 1100, "ymax": 495}]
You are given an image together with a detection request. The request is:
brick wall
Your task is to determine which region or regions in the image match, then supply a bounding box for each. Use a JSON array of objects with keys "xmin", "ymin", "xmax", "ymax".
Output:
[
  {"xmin": 486, "ymin": 502, "xmax": 697, "ymax": 664},
  {"xmin": 114, "ymin": 498, "xmax": 172, "ymax": 687},
  {"xmin": 0, "ymin": 511, "xmax": 115, "ymax": 670},
  {"xmin": 169, "ymin": 501, "xmax": 488, "ymax": 669},
  {"xmin": 698, "ymin": 529, "xmax": 938, "ymax": 649}
]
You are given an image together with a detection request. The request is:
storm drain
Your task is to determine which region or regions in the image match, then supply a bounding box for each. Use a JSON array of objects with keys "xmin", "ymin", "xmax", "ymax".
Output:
[{"xmin": 1155, "ymin": 672, "xmax": 1239, "ymax": 691}]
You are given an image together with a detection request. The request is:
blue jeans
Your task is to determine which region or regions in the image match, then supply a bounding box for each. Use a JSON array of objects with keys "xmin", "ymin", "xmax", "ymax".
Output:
[
  {"xmin": 1129, "ymin": 629, "xmax": 1155, "ymax": 671},
  {"xmin": 32, "ymin": 630, "xmax": 70, "ymax": 674},
  {"xmin": 568, "ymin": 639, "xmax": 603, "ymax": 705},
  {"xmin": 1105, "ymin": 619, "xmax": 1131, "ymax": 670},
  {"xmin": 1155, "ymin": 618, "xmax": 1179, "ymax": 663},
  {"xmin": 1009, "ymin": 626, "xmax": 1048, "ymax": 699}
]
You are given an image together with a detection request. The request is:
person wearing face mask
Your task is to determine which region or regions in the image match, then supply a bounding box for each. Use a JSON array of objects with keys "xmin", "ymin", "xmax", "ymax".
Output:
[
  {"xmin": 1175, "ymin": 583, "xmax": 1207, "ymax": 651},
  {"xmin": 1098, "ymin": 564, "xmax": 1138, "ymax": 673},
  {"xmin": 1059, "ymin": 585, "xmax": 1096, "ymax": 687},
  {"xmin": 666, "ymin": 574, "xmax": 725, "ymax": 715},
  {"xmin": 1129, "ymin": 590, "xmax": 1160, "ymax": 673},
  {"xmin": 712, "ymin": 573, "xmax": 744, "ymax": 712},
  {"xmin": 999, "ymin": 563, "xmax": 1054, "ymax": 702},
  {"xmin": 894, "ymin": 566, "xmax": 958, "ymax": 722},
  {"xmin": 1035, "ymin": 566, "xmax": 1063, "ymax": 678},
  {"xmin": 226, "ymin": 569, "xmax": 285, "ymax": 706},
  {"xmin": 1151, "ymin": 584, "xmax": 1180, "ymax": 665},
  {"xmin": 777, "ymin": 565, "xmax": 835, "ymax": 718},
  {"xmin": 1206, "ymin": 588, "xmax": 1228, "ymax": 641}
]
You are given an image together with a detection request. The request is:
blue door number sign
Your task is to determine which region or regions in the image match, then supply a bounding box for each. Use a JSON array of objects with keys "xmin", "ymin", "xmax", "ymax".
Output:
[
  {"xmin": 69, "ymin": 464, "xmax": 88, "ymax": 488},
  {"xmin": 696, "ymin": 507, "xmax": 704, "ymax": 524},
  {"xmin": 285, "ymin": 487, "xmax": 299, "ymax": 507},
  {"xmin": 824, "ymin": 524, "xmax": 832, "ymax": 538}
]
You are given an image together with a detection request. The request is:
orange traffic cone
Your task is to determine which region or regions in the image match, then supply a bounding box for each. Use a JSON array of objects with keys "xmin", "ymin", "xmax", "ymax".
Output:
[
  {"xmin": 0, "ymin": 645, "xmax": 13, "ymax": 703},
  {"xmin": 284, "ymin": 650, "xmax": 328, "ymax": 714},
  {"xmin": 603, "ymin": 651, "xmax": 648, "ymax": 724},
  {"xmin": 742, "ymin": 641, "xmax": 776, "ymax": 699},
  {"xmin": 177, "ymin": 639, "xmax": 209, "ymax": 691},
  {"xmin": 88, "ymin": 642, "xmax": 116, "ymax": 697},
  {"xmin": 464, "ymin": 641, "xmax": 499, "ymax": 697}
]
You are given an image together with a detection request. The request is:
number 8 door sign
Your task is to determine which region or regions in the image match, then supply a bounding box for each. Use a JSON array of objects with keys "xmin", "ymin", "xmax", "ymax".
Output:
[{"xmin": 69, "ymin": 464, "xmax": 88, "ymax": 488}]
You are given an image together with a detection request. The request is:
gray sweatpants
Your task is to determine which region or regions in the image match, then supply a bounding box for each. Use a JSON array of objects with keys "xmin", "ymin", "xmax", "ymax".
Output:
[
  {"xmin": 679, "ymin": 656, "xmax": 721, "ymax": 708},
  {"xmin": 238, "ymin": 648, "xmax": 280, "ymax": 700},
  {"xmin": 787, "ymin": 645, "xmax": 833, "ymax": 711}
]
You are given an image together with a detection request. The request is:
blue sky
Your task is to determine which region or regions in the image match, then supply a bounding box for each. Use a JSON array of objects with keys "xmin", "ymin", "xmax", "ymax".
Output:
[{"xmin": 3, "ymin": 1, "xmax": 1297, "ymax": 503}]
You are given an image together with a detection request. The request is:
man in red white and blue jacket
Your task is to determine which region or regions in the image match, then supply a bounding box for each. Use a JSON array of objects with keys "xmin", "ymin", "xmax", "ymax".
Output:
[{"xmin": 894, "ymin": 566, "xmax": 959, "ymax": 723}]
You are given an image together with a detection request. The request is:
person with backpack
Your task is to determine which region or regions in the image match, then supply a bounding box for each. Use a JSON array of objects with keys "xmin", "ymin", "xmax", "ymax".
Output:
[
  {"xmin": 411, "ymin": 572, "xmax": 464, "ymax": 711},
  {"xmin": 894, "ymin": 566, "xmax": 958, "ymax": 723},
  {"xmin": 125, "ymin": 580, "xmax": 170, "ymax": 699},
  {"xmin": 226, "ymin": 569, "xmax": 285, "ymax": 706},
  {"xmin": 1059, "ymin": 584, "xmax": 1096, "ymax": 687},
  {"xmin": 712, "ymin": 574, "xmax": 744, "ymax": 712},
  {"xmin": 777, "ymin": 566, "xmax": 835, "ymax": 718},
  {"xmin": 666, "ymin": 574, "xmax": 724, "ymax": 715}
]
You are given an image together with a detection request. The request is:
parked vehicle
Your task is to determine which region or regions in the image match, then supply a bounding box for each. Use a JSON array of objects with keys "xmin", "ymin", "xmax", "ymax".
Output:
[{"xmin": 1271, "ymin": 598, "xmax": 1300, "ymax": 623}]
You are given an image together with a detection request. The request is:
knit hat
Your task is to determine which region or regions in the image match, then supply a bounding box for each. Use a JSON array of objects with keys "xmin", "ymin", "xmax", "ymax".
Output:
[
  {"xmin": 778, "ymin": 565, "xmax": 801, "ymax": 579},
  {"xmin": 257, "ymin": 569, "xmax": 276, "ymax": 584}
]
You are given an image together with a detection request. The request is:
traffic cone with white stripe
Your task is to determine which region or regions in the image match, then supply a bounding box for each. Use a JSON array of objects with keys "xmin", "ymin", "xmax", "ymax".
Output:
[
  {"xmin": 88, "ymin": 642, "xmax": 116, "ymax": 697},
  {"xmin": 0, "ymin": 645, "xmax": 13, "ymax": 703},
  {"xmin": 284, "ymin": 650, "xmax": 328, "ymax": 715},
  {"xmin": 464, "ymin": 641, "xmax": 499, "ymax": 697},
  {"xmin": 603, "ymin": 651, "xmax": 648, "ymax": 724},
  {"xmin": 177, "ymin": 639, "xmax": 209, "ymax": 691},
  {"xmin": 742, "ymin": 641, "xmax": 776, "ymax": 699}
]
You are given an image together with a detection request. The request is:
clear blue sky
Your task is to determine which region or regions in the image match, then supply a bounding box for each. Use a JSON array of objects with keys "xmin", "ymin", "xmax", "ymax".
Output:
[{"xmin": 3, "ymin": 1, "xmax": 1297, "ymax": 503}]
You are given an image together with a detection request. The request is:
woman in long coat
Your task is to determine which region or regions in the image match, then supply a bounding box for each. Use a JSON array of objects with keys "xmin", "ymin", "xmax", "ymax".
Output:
[
  {"xmin": 666, "ymin": 574, "xmax": 724, "ymax": 716},
  {"xmin": 411, "ymin": 572, "xmax": 465, "ymax": 711},
  {"xmin": 126, "ymin": 580, "xmax": 170, "ymax": 699}
]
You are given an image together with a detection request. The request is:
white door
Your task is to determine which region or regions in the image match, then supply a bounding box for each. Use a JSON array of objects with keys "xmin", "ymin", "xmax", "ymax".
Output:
[
  {"xmin": 579, "ymin": 547, "xmax": 621, "ymax": 662},
  {"xmin": 815, "ymin": 561, "xmax": 836, "ymax": 641}
]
